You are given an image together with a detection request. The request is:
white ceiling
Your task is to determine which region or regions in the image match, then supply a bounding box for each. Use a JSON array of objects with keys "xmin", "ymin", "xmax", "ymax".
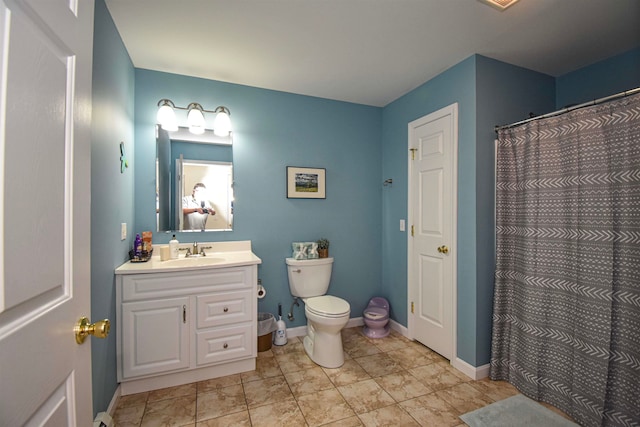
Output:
[{"xmin": 105, "ymin": 0, "xmax": 640, "ymax": 107}]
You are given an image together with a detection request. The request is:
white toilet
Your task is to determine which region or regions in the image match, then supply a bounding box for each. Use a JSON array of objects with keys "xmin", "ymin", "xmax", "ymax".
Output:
[{"xmin": 286, "ymin": 257, "xmax": 350, "ymax": 368}]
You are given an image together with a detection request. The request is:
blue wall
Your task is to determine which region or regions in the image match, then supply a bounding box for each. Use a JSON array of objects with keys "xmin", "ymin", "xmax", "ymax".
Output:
[
  {"xmin": 380, "ymin": 55, "xmax": 555, "ymax": 366},
  {"xmin": 381, "ymin": 56, "xmax": 477, "ymax": 355},
  {"xmin": 91, "ymin": 0, "xmax": 135, "ymax": 416},
  {"xmin": 474, "ymin": 56, "xmax": 555, "ymax": 364},
  {"xmin": 556, "ymin": 48, "xmax": 640, "ymax": 108},
  {"xmin": 134, "ymin": 70, "xmax": 383, "ymax": 329}
]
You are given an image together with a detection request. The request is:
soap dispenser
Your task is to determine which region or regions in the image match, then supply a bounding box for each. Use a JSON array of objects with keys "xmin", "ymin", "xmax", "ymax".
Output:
[{"xmin": 169, "ymin": 234, "xmax": 179, "ymax": 259}]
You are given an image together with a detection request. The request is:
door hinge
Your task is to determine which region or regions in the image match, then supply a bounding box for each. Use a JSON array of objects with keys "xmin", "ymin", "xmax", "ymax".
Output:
[
  {"xmin": 411, "ymin": 225, "xmax": 414, "ymax": 237},
  {"xmin": 410, "ymin": 148, "xmax": 417, "ymax": 160},
  {"xmin": 411, "ymin": 301, "xmax": 414, "ymax": 314}
]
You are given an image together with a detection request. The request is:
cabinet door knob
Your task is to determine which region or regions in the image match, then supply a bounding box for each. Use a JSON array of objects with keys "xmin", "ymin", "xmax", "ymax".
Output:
[
  {"xmin": 223, "ymin": 307, "xmax": 229, "ymax": 313},
  {"xmin": 223, "ymin": 343, "xmax": 228, "ymax": 349}
]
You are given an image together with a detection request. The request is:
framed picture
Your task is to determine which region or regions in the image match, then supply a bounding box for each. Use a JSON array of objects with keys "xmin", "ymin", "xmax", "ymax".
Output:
[{"xmin": 287, "ymin": 166, "xmax": 326, "ymax": 199}]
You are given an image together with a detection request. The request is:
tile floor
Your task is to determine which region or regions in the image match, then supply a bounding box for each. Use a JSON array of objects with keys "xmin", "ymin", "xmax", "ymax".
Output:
[{"xmin": 113, "ymin": 327, "xmax": 571, "ymax": 426}]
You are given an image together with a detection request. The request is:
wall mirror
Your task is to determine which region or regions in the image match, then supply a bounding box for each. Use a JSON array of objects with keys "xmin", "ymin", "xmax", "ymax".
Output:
[{"xmin": 156, "ymin": 126, "xmax": 233, "ymax": 232}]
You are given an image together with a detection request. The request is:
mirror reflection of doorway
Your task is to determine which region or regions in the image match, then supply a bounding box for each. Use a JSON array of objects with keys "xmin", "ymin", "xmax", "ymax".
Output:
[
  {"xmin": 156, "ymin": 126, "xmax": 234, "ymax": 233},
  {"xmin": 177, "ymin": 160, "xmax": 233, "ymax": 231}
]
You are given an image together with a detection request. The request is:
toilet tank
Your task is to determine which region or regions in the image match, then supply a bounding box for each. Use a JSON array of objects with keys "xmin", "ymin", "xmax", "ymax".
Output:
[{"xmin": 286, "ymin": 257, "xmax": 334, "ymax": 298}]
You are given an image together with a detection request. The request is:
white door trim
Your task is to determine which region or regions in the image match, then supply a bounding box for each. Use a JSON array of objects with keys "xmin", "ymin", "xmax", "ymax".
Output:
[{"xmin": 407, "ymin": 103, "xmax": 458, "ymax": 361}]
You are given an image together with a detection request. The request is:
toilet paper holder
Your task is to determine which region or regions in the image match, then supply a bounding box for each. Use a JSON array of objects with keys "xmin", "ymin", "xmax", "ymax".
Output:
[{"xmin": 257, "ymin": 279, "xmax": 266, "ymax": 299}]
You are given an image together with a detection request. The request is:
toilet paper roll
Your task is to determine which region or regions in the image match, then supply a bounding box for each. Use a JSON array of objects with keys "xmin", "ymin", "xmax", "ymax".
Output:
[
  {"xmin": 160, "ymin": 246, "xmax": 170, "ymax": 261},
  {"xmin": 257, "ymin": 285, "xmax": 266, "ymax": 299}
]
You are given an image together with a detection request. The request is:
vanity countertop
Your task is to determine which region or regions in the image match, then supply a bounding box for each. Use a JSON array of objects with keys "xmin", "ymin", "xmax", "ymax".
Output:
[{"xmin": 115, "ymin": 240, "xmax": 261, "ymax": 275}]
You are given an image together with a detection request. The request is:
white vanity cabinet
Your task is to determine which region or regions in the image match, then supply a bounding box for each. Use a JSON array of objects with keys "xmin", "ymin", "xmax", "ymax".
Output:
[{"xmin": 115, "ymin": 242, "xmax": 261, "ymax": 395}]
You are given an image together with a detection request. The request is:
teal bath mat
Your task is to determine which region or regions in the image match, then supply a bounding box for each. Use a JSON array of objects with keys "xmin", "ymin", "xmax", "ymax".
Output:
[{"xmin": 459, "ymin": 394, "xmax": 578, "ymax": 427}]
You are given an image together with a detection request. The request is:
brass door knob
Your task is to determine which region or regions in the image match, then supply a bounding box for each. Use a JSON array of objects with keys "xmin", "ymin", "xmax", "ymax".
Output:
[
  {"xmin": 75, "ymin": 317, "xmax": 110, "ymax": 344},
  {"xmin": 437, "ymin": 245, "xmax": 449, "ymax": 254}
]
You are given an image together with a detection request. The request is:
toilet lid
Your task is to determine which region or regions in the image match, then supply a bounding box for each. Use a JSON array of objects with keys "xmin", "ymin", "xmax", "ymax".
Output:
[
  {"xmin": 364, "ymin": 307, "xmax": 387, "ymax": 320},
  {"xmin": 305, "ymin": 295, "xmax": 350, "ymax": 317}
]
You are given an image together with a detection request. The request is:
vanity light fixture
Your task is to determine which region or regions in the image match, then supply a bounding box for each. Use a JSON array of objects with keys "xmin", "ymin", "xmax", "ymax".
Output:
[
  {"xmin": 156, "ymin": 99, "xmax": 232, "ymax": 136},
  {"xmin": 477, "ymin": 0, "xmax": 519, "ymax": 10}
]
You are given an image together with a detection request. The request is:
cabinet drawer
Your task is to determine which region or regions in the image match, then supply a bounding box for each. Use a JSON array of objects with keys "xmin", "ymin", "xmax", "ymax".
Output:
[
  {"xmin": 121, "ymin": 267, "xmax": 251, "ymax": 301},
  {"xmin": 196, "ymin": 290, "xmax": 252, "ymax": 328},
  {"xmin": 196, "ymin": 324, "xmax": 253, "ymax": 366}
]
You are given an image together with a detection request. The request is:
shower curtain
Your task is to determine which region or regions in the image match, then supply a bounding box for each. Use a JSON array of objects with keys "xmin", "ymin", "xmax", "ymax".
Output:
[{"xmin": 491, "ymin": 92, "xmax": 640, "ymax": 426}]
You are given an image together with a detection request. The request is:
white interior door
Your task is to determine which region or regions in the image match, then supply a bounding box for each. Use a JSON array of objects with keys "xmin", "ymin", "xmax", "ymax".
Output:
[
  {"xmin": 0, "ymin": 0, "xmax": 95, "ymax": 425},
  {"xmin": 407, "ymin": 104, "xmax": 457, "ymax": 360}
]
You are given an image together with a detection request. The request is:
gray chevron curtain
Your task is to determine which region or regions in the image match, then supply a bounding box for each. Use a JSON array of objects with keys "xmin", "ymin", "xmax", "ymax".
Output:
[{"xmin": 491, "ymin": 92, "xmax": 640, "ymax": 426}]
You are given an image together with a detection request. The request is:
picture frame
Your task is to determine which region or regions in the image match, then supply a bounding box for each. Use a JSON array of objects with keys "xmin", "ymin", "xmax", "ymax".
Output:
[{"xmin": 287, "ymin": 166, "xmax": 326, "ymax": 199}]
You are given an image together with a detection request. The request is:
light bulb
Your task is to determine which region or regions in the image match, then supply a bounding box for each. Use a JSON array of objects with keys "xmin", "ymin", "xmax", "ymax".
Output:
[
  {"xmin": 213, "ymin": 107, "xmax": 232, "ymax": 137},
  {"xmin": 157, "ymin": 102, "xmax": 178, "ymax": 131},
  {"xmin": 187, "ymin": 103, "xmax": 205, "ymax": 135}
]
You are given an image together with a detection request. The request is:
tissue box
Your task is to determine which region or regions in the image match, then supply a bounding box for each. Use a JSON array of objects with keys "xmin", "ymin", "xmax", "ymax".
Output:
[
  {"xmin": 292, "ymin": 242, "xmax": 306, "ymax": 260},
  {"xmin": 306, "ymin": 242, "xmax": 319, "ymax": 259},
  {"xmin": 292, "ymin": 242, "xmax": 318, "ymax": 260}
]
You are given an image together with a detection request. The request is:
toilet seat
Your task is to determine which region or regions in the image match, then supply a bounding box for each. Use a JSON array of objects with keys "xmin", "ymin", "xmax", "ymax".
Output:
[
  {"xmin": 364, "ymin": 306, "xmax": 387, "ymax": 320},
  {"xmin": 305, "ymin": 295, "xmax": 350, "ymax": 318}
]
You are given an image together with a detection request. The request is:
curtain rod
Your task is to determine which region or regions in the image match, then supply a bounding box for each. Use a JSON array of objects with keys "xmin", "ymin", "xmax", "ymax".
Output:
[{"xmin": 494, "ymin": 87, "xmax": 640, "ymax": 132}]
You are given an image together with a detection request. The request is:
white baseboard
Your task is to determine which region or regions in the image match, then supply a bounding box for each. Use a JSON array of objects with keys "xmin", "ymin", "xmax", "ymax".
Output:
[
  {"xmin": 451, "ymin": 358, "xmax": 490, "ymax": 380},
  {"xmin": 105, "ymin": 385, "xmax": 121, "ymax": 419},
  {"xmin": 346, "ymin": 316, "xmax": 365, "ymax": 329},
  {"xmin": 389, "ymin": 319, "xmax": 408, "ymax": 337},
  {"xmin": 286, "ymin": 325, "xmax": 307, "ymax": 338}
]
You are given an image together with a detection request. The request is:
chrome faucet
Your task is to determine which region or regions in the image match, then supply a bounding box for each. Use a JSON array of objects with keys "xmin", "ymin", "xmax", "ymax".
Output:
[
  {"xmin": 183, "ymin": 243, "xmax": 198, "ymax": 258},
  {"xmin": 185, "ymin": 242, "xmax": 211, "ymax": 257}
]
